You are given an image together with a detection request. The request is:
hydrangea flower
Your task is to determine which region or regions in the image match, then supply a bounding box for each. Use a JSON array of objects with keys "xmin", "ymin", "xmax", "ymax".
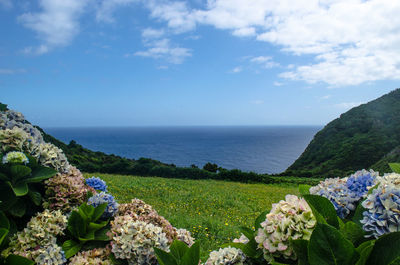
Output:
[
  {"xmin": 69, "ymin": 246, "xmax": 112, "ymax": 265},
  {"xmin": 34, "ymin": 244, "xmax": 67, "ymax": 265},
  {"xmin": 176, "ymin": 228, "xmax": 195, "ymax": 247},
  {"xmin": 205, "ymin": 247, "xmax": 249, "ymax": 265},
  {"xmin": 43, "ymin": 167, "xmax": 95, "ymax": 213},
  {"xmin": 0, "ymin": 127, "xmax": 30, "ymax": 152},
  {"xmin": 255, "ymin": 195, "xmax": 316, "ymax": 262},
  {"xmin": 88, "ymin": 192, "xmax": 119, "ymax": 218},
  {"xmin": 310, "ymin": 170, "xmax": 378, "ymax": 219},
  {"xmin": 110, "ymin": 216, "xmax": 169, "ymax": 265},
  {"xmin": 118, "ymin": 199, "xmax": 177, "ymax": 242},
  {"xmin": 2, "ymin": 151, "xmax": 28, "ymax": 164},
  {"xmin": 233, "ymin": 234, "xmax": 249, "ymax": 244},
  {"xmin": 360, "ymin": 174, "xmax": 400, "ymax": 238},
  {"xmin": 2, "ymin": 209, "xmax": 67, "ymax": 261},
  {"xmin": 86, "ymin": 176, "xmax": 108, "ymax": 192},
  {"xmin": 33, "ymin": 143, "xmax": 70, "ymax": 173}
]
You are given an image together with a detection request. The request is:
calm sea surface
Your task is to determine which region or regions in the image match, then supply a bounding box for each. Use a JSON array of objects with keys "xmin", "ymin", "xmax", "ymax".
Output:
[{"xmin": 45, "ymin": 126, "xmax": 321, "ymax": 174}]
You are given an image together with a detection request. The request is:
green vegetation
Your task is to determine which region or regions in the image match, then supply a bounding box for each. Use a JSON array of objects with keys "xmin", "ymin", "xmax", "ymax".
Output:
[
  {"xmin": 286, "ymin": 88, "xmax": 400, "ymax": 177},
  {"xmin": 84, "ymin": 173, "xmax": 299, "ymax": 260}
]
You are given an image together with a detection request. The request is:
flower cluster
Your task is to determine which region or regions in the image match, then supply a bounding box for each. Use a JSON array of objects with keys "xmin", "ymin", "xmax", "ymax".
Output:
[
  {"xmin": 69, "ymin": 246, "xmax": 112, "ymax": 265},
  {"xmin": 2, "ymin": 209, "xmax": 67, "ymax": 262},
  {"xmin": 34, "ymin": 243, "xmax": 67, "ymax": 265},
  {"xmin": 86, "ymin": 176, "xmax": 108, "ymax": 192},
  {"xmin": 205, "ymin": 247, "xmax": 249, "ymax": 265},
  {"xmin": 0, "ymin": 110, "xmax": 44, "ymax": 144},
  {"xmin": 233, "ymin": 234, "xmax": 249, "ymax": 244},
  {"xmin": 176, "ymin": 228, "xmax": 195, "ymax": 247},
  {"xmin": 33, "ymin": 143, "xmax": 70, "ymax": 173},
  {"xmin": 0, "ymin": 127, "xmax": 30, "ymax": 152},
  {"xmin": 255, "ymin": 195, "xmax": 316, "ymax": 262},
  {"xmin": 2, "ymin": 151, "xmax": 28, "ymax": 164},
  {"xmin": 310, "ymin": 170, "xmax": 378, "ymax": 218},
  {"xmin": 43, "ymin": 166, "xmax": 95, "ymax": 212},
  {"xmin": 88, "ymin": 192, "xmax": 119, "ymax": 218},
  {"xmin": 118, "ymin": 199, "xmax": 177, "ymax": 243},
  {"xmin": 110, "ymin": 216, "xmax": 169, "ymax": 265},
  {"xmin": 360, "ymin": 173, "xmax": 400, "ymax": 238}
]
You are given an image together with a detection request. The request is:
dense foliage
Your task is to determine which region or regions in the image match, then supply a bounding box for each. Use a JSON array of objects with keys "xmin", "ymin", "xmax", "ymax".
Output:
[{"xmin": 286, "ymin": 88, "xmax": 400, "ymax": 177}]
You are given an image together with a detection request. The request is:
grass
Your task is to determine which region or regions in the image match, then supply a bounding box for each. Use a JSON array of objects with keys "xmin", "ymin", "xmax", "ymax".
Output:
[{"xmin": 84, "ymin": 173, "xmax": 299, "ymax": 260}]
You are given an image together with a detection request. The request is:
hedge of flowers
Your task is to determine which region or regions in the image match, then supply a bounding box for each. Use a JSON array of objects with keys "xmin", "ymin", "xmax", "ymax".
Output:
[{"xmin": 1, "ymin": 105, "xmax": 400, "ymax": 265}]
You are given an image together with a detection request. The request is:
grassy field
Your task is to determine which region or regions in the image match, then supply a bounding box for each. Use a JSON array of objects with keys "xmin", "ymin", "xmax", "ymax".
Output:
[{"xmin": 84, "ymin": 173, "xmax": 299, "ymax": 260}]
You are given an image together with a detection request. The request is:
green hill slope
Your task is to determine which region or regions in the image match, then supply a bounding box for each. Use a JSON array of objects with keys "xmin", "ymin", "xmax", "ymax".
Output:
[{"xmin": 285, "ymin": 88, "xmax": 400, "ymax": 177}]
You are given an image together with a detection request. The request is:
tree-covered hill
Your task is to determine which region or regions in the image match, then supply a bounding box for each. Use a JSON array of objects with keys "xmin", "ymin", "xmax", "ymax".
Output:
[{"xmin": 285, "ymin": 88, "xmax": 400, "ymax": 177}]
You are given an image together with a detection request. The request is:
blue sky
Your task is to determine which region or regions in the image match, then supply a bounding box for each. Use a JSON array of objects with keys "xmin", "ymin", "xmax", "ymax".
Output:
[{"xmin": 1, "ymin": 0, "xmax": 399, "ymax": 127}]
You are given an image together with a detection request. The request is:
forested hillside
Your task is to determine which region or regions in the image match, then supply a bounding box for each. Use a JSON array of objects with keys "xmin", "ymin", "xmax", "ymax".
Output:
[{"xmin": 286, "ymin": 88, "xmax": 400, "ymax": 177}]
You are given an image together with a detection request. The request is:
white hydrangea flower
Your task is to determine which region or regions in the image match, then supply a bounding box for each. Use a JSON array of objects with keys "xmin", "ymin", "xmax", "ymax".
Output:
[
  {"xmin": 205, "ymin": 247, "xmax": 248, "ymax": 265},
  {"xmin": 176, "ymin": 228, "xmax": 195, "ymax": 247},
  {"xmin": 233, "ymin": 234, "xmax": 249, "ymax": 244},
  {"xmin": 34, "ymin": 244, "xmax": 66, "ymax": 265},
  {"xmin": 2, "ymin": 151, "xmax": 28, "ymax": 164},
  {"xmin": 110, "ymin": 216, "xmax": 169, "ymax": 265},
  {"xmin": 255, "ymin": 195, "xmax": 316, "ymax": 262}
]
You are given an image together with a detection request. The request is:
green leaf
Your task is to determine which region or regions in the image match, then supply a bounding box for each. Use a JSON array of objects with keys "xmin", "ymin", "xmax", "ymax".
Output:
[
  {"xmin": 94, "ymin": 227, "xmax": 111, "ymax": 241},
  {"xmin": 366, "ymin": 232, "xmax": 400, "ymax": 265},
  {"xmin": 88, "ymin": 220, "xmax": 108, "ymax": 231},
  {"xmin": 180, "ymin": 242, "xmax": 200, "ymax": 265},
  {"xmin": 28, "ymin": 166, "xmax": 57, "ymax": 183},
  {"xmin": 169, "ymin": 240, "xmax": 189, "ymax": 261},
  {"xmin": 389, "ymin": 163, "xmax": 400, "ymax": 173},
  {"xmin": 7, "ymin": 181, "xmax": 28, "ymax": 196},
  {"xmin": 291, "ymin": 239, "xmax": 309, "ymax": 265},
  {"xmin": 4, "ymin": 254, "xmax": 35, "ymax": 265},
  {"xmin": 352, "ymin": 203, "xmax": 365, "ymax": 227},
  {"xmin": 10, "ymin": 165, "xmax": 31, "ymax": 181},
  {"xmin": 308, "ymin": 223, "xmax": 359, "ymax": 265},
  {"xmin": 303, "ymin": 195, "xmax": 339, "ymax": 229},
  {"xmin": 239, "ymin": 226, "xmax": 255, "ymax": 240},
  {"xmin": 0, "ymin": 185, "xmax": 17, "ymax": 211},
  {"xmin": 355, "ymin": 240, "xmax": 375, "ymax": 265},
  {"xmin": 0, "ymin": 173, "xmax": 9, "ymax": 181},
  {"xmin": 92, "ymin": 203, "xmax": 107, "ymax": 222},
  {"xmin": 8, "ymin": 199, "xmax": 26, "ymax": 217},
  {"xmin": 28, "ymin": 190, "xmax": 42, "ymax": 206},
  {"xmin": 341, "ymin": 221, "xmax": 365, "ymax": 246},
  {"xmin": 154, "ymin": 248, "xmax": 178, "ymax": 265},
  {"xmin": 0, "ymin": 211, "xmax": 10, "ymax": 230},
  {"xmin": 68, "ymin": 211, "xmax": 86, "ymax": 238},
  {"xmin": 0, "ymin": 228, "xmax": 9, "ymax": 246},
  {"xmin": 255, "ymin": 209, "xmax": 269, "ymax": 230},
  {"xmin": 62, "ymin": 240, "xmax": 82, "ymax": 259},
  {"xmin": 299, "ymin": 184, "xmax": 312, "ymax": 196},
  {"xmin": 79, "ymin": 203, "xmax": 95, "ymax": 220},
  {"xmin": 78, "ymin": 230, "xmax": 95, "ymax": 242},
  {"xmin": 25, "ymin": 154, "xmax": 38, "ymax": 169}
]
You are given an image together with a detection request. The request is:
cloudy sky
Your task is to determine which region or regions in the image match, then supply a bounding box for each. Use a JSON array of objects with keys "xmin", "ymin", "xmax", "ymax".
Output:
[{"xmin": 1, "ymin": 0, "xmax": 399, "ymax": 126}]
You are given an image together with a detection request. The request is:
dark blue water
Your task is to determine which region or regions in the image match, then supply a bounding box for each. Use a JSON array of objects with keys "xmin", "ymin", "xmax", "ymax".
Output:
[{"xmin": 44, "ymin": 126, "xmax": 321, "ymax": 174}]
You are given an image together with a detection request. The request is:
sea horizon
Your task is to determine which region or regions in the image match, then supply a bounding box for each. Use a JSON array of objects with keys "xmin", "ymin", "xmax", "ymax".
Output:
[{"xmin": 45, "ymin": 125, "xmax": 321, "ymax": 174}]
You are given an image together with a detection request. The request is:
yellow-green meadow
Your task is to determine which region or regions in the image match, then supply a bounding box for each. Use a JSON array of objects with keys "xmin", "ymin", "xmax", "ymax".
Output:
[{"xmin": 84, "ymin": 173, "xmax": 299, "ymax": 259}]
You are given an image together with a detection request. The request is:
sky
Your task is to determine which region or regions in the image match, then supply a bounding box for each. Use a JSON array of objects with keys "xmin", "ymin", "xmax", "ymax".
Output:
[{"xmin": 1, "ymin": 0, "xmax": 400, "ymax": 127}]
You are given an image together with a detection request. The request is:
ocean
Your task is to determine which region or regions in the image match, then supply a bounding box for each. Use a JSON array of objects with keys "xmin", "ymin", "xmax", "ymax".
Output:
[{"xmin": 44, "ymin": 126, "xmax": 321, "ymax": 174}]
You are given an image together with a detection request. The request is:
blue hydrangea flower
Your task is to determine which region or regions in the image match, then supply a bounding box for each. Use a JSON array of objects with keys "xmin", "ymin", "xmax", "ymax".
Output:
[
  {"xmin": 310, "ymin": 170, "xmax": 378, "ymax": 219},
  {"xmin": 85, "ymin": 177, "xmax": 108, "ymax": 192},
  {"xmin": 34, "ymin": 244, "xmax": 67, "ymax": 265},
  {"xmin": 88, "ymin": 192, "xmax": 118, "ymax": 218},
  {"xmin": 361, "ymin": 184, "xmax": 400, "ymax": 238},
  {"xmin": 346, "ymin": 169, "xmax": 378, "ymax": 198}
]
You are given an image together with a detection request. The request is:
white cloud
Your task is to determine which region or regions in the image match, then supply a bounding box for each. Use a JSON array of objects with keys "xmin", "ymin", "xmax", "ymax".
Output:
[
  {"xmin": 18, "ymin": 0, "xmax": 88, "ymax": 54},
  {"xmin": 134, "ymin": 38, "xmax": 191, "ymax": 64},
  {"xmin": 0, "ymin": 0, "xmax": 12, "ymax": 9},
  {"xmin": 0, "ymin": 68, "xmax": 26, "ymax": 74},
  {"xmin": 142, "ymin": 28, "xmax": 165, "ymax": 40},
  {"xmin": 230, "ymin": 66, "xmax": 242, "ymax": 73},
  {"xmin": 232, "ymin": 27, "xmax": 256, "ymax": 37},
  {"xmin": 250, "ymin": 56, "xmax": 279, "ymax": 69},
  {"xmin": 96, "ymin": 0, "xmax": 138, "ymax": 23},
  {"xmin": 334, "ymin": 102, "xmax": 364, "ymax": 110},
  {"xmin": 144, "ymin": 0, "xmax": 400, "ymax": 85},
  {"xmin": 273, "ymin": 81, "xmax": 283, "ymax": 86}
]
